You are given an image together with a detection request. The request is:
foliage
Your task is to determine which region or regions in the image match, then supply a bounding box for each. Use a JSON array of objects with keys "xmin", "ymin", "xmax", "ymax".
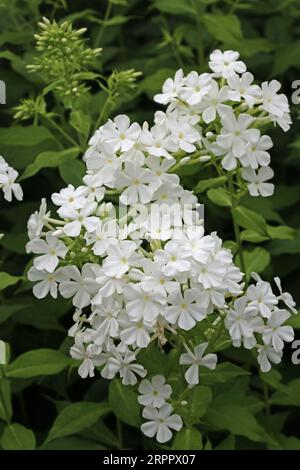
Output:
[{"xmin": 0, "ymin": 0, "xmax": 300, "ymax": 451}]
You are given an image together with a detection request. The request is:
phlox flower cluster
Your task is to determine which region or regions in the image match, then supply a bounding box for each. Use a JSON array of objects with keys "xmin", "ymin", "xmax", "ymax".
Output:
[
  {"xmin": 25, "ymin": 50, "xmax": 297, "ymax": 444},
  {"xmin": 225, "ymin": 273, "xmax": 296, "ymax": 372},
  {"xmin": 154, "ymin": 49, "xmax": 291, "ymax": 197}
]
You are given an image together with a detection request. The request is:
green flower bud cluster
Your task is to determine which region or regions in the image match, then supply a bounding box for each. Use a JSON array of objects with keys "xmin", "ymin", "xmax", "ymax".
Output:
[
  {"xmin": 107, "ymin": 68, "xmax": 142, "ymax": 105},
  {"xmin": 62, "ymin": 234, "xmax": 101, "ymax": 268},
  {"xmin": 13, "ymin": 96, "xmax": 46, "ymax": 121},
  {"xmin": 27, "ymin": 17, "xmax": 102, "ymax": 107}
]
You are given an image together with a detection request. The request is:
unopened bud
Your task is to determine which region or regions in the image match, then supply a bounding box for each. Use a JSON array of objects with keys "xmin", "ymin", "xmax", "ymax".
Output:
[
  {"xmin": 199, "ymin": 155, "xmax": 211, "ymax": 162},
  {"xmin": 180, "ymin": 157, "xmax": 191, "ymax": 165},
  {"xmin": 206, "ymin": 131, "xmax": 214, "ymax": 139},
  {"xmin": 52, "ymin": 229, "xmax": 64, "ymax": 237}
]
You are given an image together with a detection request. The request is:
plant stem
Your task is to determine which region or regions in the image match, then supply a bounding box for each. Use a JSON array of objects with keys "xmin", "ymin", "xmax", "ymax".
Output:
[
  {"xmin": 263, "ymin": 381, "xmax": 271, "ymax": 433},
  {"xmin": 192, "ymin": 0, "xmax": 205, "ymax": 67},
  {"xmin": 0, "ymin": 366, "xmax": 11, "ymax": 424},
  {"xmin": 162, "ymin": 16, "xmax": 184, "ymax": 69},
  {"xmin": 93, "ymin": 93, "xmax": 112, "ymax": 133},
  {"xmin": 95, "ymin": 0, "xmax": 113, "ymax": 47},
  {"xmin": 116, "ymin": 417, "xmax": 123, "ymax": 449},
  {"xmin": 228, "ymin": 172, "xmax": 247, "ymax": 280},
  {"xmin": 44, "ymin": 116, "xmax": 79, "ymax": 148}
]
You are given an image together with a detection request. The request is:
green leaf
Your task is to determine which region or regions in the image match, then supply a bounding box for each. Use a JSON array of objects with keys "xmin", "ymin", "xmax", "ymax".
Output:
[
  {"xmin": 238, "ymin": 38, "xmax": 274, "ymax": 57},
  {"xmin": 1, "ymin": 423, "xmax": 36, "ymax": 450},
  {"xmin": 0, "ymin": 272, "xmax": 20, "ymax": 291},
  {"xmin": 152, "ymin": 0, "xmax": 195, "ymax": 16},
  {"xmin": 276, "ymin": 435, "xmax": 300, "ymax": 450},
  {"xmin": 241, "ymin": 196, "xmax": 282, "ymax": 223},
  {"xmin": 272, "ymin": 40, "xmax": 300, "ymax": 74},
  {"xmin": 241, "ymin": 229, "xmax": 269, "ymax": 243},
  {"xmin": 59, "ymin": 159, "xmax": 86, "ymax": 186},
  {"xmin": 104, "ymin": 15, "xmax": 132, "ymax": 26},
  {"xmin": 203, "ymin": 14, "xmax": 242, "ymax": 44},
  {"xmin": 237, "ymin": 247, "xmax": 271, "ymax": 275},
  {"xmin": 19, "ymin": 147, "xmax": 80, "ymax": 181},
  {"xmin": 267, "ymin": 225, "xmax": 296, "ymax": 240},
  {"xmin": 272, "ymin": 185, "xmax": 300, "ymax": 210},
  {"xmin": 140, "ymin": 68, "xmax": 175, "ymax": 97},
  {"xmin": 287, "ymin": 314, "xmax": 300, "ymax": 329},
  {"xmin": 0, "ymin": 340, "xmax": 10, "ymax": 365},
  {"xmin": 260, "ymin": 370, "xmax": 282, "ymax": 390},
  {"xmin": 223, "ymin": 240, "xmax": 237, "ymax": 253},
  {"xmin": 215, "ymin": 434, "xmax": 235, "ymax": 450},
  {"xmin": 43, "ymin": 436, "xmax": 107, "ymax": 450},
  {"xmin": 109, "ymin": 379, "xmax": 141, "ymax": 428},
  {"xmin": 268, "ymin": 235, "xmax": 300, "ymax": 255},
  {"xmin": 0, "ymin": 304, "xmax": 26, "ymax": 324},
  {"xmin": 172, "ymin": 427, "xmax": 203, "ymax": 450},
  {"xmin": 202, "ymin": 14, "xmax": 272, "ymax": 57},
  {"xmin": 0, "ymin": 232, "xmax": 28, "ymax": 254},
  {"xmin": 194, "ymin": 176, "xmax": 227, "ymax": 194},
  {"xmin": 0, "ymin": 31, "xmax": 33, "ymax": 46},
  {"xmin": 138, "ymin": 345, "xmax": 167, "ymax": 376},
  {"xmin": 271, "ymin": 379, "xmax": 300, "ymax": 406},
  {"xmin": 189, "ymin": 385, "xmax": 212, "ymax": 419},
  {"xmin": 0, "ymin": 378, "xmax": 12, "ymax": 422},
  {"xmin": 6, "ymin": 349, "xmax": 71, "ymax": 378},
  {"xmin": 232, "ymin": 206, "xmax": 268, "ymax": 236},
  {"xmin": 70, "ymin": 110, "xmax": 91, "ymax": 141},
  {"xmin": 206, "ymin": 398, "xmax": 269, "ymax": 443},
  {"xmin": 0, "ymin": 126, "xmax": 54, "ymax": 146},
  {"xmin": 13, "ymin": 306, "xmax": 65, "ymax": 332},
  {"xmin": 199, "ymin": 362, "xmax": 250, "ymax": 385},
  {"xmin": 74, "ymin": 72, "xmax": 100, "ymax": 81},
  {"xmin": 82, "ymin": 420, "xmax": 119, "ymax": 448},
  {"xmin": 46, "ymin": 402, "xmax": 110, "ymax": 443},
  {"xmin": 204, "ymin": 438, "xmax": 212, "ymax": 450},
  {"xmin": 207, "ymin": 188, "xmax": 232, "ymax": 207}
]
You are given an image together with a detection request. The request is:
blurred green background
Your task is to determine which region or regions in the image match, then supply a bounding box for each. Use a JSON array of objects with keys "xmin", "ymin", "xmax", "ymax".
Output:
[{"xmin": 0, "ymin": 0, "xmax": 300, "ymax": 450}]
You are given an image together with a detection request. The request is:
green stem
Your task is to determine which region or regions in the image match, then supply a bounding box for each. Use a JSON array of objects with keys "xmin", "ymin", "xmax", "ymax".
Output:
[
  {"xmin": 162, "ymin": 16, "xmax": 184, "ymax": 69},
  {"xmin": 228, "ymin": 172, "xmax": 247, "ymax": 280},
  {"xmin": 0, "ymin": 367, "xmax": 11, "ymax": 424},
  {"xmin": 93, "ymin": 93, "xmax": 112, "ymax": 133},
  {"xmin": 116, "ymin": 417, "xmax": 123, "ymax": 449},
  {"xmin": 95, "ymin": 0, "xmax": 113, "ymax": 47},
  {"xmin": 43, "ymin": 116, "xmax": 79, "ymax": 148},
  {"xmin": 171, "ymin": 41, "xmax": 184, "ymax": 69},
  {"xmin": 192, "ymin": 0, "xmax": 205, "ymax": 67},
  {"xmin": 262, "ymin": 381, "xmax": 271, "ymax": 433},
  {"xmin": 46, "ymin": 217, "xmax": 65, "ymax": 226}
]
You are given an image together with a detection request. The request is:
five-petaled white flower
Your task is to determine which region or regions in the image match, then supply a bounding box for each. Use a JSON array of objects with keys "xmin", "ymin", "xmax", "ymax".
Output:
[
  {"xmin": 101, "ymin": 348, "xmax": 147, "ymax": 385},
  {"xmin": 241, "ymin": 167, "xmax": 274, "ymax": 197},
  {"xmin": 262, "ymin": 309, "xmax": 294, "ymax": 351},
  {"xmin": 138, "ymin": 375, "xmax": 172, "ymax": 408},
  {"xmin": 180, "ymin": 342, "xmax": 217, "ymax": 385},
  {"xmin": 59, "ymin": 264, "xmax": 99, "ymax": 308},
  {"xmin": 102, "ymin": 241, "xmax": 141, "ymax": 278},
  {"xmin": 27, "ymin": 233, "xmax": 68, "ymax": 273},
  {"xmin": 141, "ymin": 404, "xmax": 183, "ymax": 443},
  {"xmin": 166, "ymin": 288, "xmax": 206, "ymax": 330},
  {"xmin": 101, "ymin": 114, "xmax": 141, "ymax": 153},
  {"xmin": 209, "ymin": 49, "xmax": 246, "ymax": 79}
]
